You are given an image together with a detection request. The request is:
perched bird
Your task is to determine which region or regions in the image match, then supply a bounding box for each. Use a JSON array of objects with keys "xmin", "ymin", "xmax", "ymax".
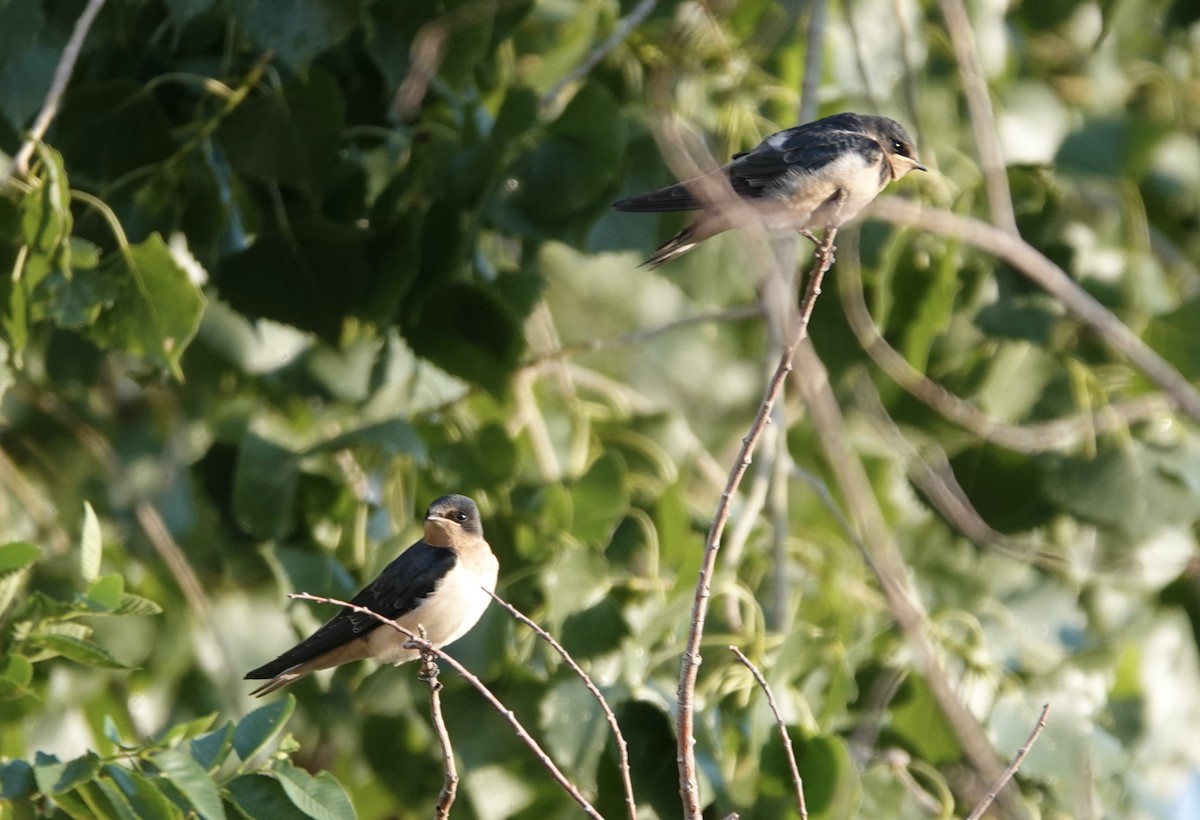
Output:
[
  {"xmin": 245, "ymin": 494, "xmax": 499, "ymax": 696},
  {"xmin": 612, "ymin": 112, "xmax": 926, "ymax": 268}
]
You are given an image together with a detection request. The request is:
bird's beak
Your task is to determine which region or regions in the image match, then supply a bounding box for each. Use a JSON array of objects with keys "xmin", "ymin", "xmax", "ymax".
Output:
[{"xmin": 914, "ymin": 160, "xmax": 928, "ymax": 172}]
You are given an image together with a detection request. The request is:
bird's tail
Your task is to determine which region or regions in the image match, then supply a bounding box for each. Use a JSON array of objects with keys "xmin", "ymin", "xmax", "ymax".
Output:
[{"xmin": 642, "ymin": 225, "xmax": 699, "ymax": 269}]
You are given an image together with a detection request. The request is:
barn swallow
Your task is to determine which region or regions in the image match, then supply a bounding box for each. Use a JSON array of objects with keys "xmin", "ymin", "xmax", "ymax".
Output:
[
  {"xmin": 613, "ymin": 112, "xmax": 926, "ymax": 268},
  {"xmin": 245, "ymin": 494, "xmax": 499, "ymax": 696}
]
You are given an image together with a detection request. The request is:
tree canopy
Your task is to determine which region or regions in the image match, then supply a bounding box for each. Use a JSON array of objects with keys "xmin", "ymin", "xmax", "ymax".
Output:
[{"xmin": 3, "ymin": 0, "xmax": 1200, "ymax": 818}]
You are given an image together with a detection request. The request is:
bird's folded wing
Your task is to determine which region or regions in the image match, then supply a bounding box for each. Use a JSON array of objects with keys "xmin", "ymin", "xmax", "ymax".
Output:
[
  {"xmin": 728, "ymin": 130, "xmax": 882, "ymax": 198},
  {"xmin": 244, "ymin": 545, "xmax": 458, "ymax": 679}
]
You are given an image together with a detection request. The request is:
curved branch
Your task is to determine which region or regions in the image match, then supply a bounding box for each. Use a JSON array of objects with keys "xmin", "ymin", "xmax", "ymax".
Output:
[{"xmin": 869, "ymin": 198, "xmax": 1200, "ymax": 422}]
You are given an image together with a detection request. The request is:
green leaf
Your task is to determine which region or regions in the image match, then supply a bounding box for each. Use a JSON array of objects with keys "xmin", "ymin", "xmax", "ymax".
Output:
[
  {"xmin": 37, "ymin": 633, "xmax": 131, "ymax": 669},
  {"xmin": 402, "ymin": 280, "xmax": 524, "ymax": 396},
  {"xmin": 85, "ymin": 573, "xmax": 125, "ymax": 612},
  {"xmin": 229, "ymin": 0, "xmax": 365, "ymax": 71},
  {"xmin": 90, "ymin": 234, "xmax": 206, "ymax": 379},
  {"xmin": 540, "ymin": 679, "xmax": 608, "ymax": 792},
  {"xmin": 1143, "ymin": 296, "xmax": 1200, "ymax": 380},
  {"xmin": 271, "ymin": 760, "xmax": 357, "ymax": 820},
  {"xmin": 150, "ymin": 749, "xmax": 225, "ymax": 820},
  {"xmin": 94, "ymin": 776, "xmax": 144, "ymax": 820},
  {"xmin": 308, "ymin": 418, "xmax": 428, "ymax": 462},
  {"xmin": 233, "ymin": 431, "xmax": 300, "ymax": 539},
  {"xmin": 0, "ymin": 758, "xmax": 35, "ymax": 799},
  {"xmin": 158, "ymin": 713, "xmax": 218, "ymax": 746},
  {"xmin": 104, "ymin": 765, "xmax": 183, "ymax": 820},
  {"xmin": 190, "ymin": 721, "xmax": 235, "ymax": 772},
  {"xmin": 793, "ymin": 735, "xmax": 862, "ymax": 820},
  {"xmin": 0, "ymin": 540, "xmax": 41, "ymax": 574},
  {"xmin": 886, "ymin": 676, "xmax": 962, "ymax": 765},
  {"xmin": 33, "ymin": 751, "xmax": 101, "ymax": 795},
  {"xmin": 233, "ymin": 696, "xmax": 295, "ymax": 763},
  {"xmin": 570, "ymin": 451, "xmax": 629, "ymax": 545},
  {"xmin": 214, "ymin": 216, "xmax": 368, "ymax": 343},
  {"xmin": 80, "ymin": 500, "xmax": 102, "ymax": 582},
  {"xmin": 225, "ymin": 774, "xmax": 311, "ymax": 820},
  {"xmin": 0, "ymin": 653, "xmax": 34, "ymax": 699},
  {"xmin": 114, "ymin": 593, "xmax": 165, "ymax": 617}
]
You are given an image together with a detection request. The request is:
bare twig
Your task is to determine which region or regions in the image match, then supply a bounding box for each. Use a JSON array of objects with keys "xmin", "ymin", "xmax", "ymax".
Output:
[
  {"xmin": 677, "ymin": 230, "xmax": 838, "ymax": 818},
  {"xmin": 729, "ymin": 646, "xmax": 807, "ymax": 818},
  {"xmin": 798, "ymin": 0, "xmax": 828, "ymax": 124},
  {"xmin": 541, "ymin": 0, "xmax": 659, "ymax": 111},
  {"xmin": 288, "ymin": 592, "xmax": 604, "ymax": 819},
  {"xmin": 415, "ymin": 628, "xmax": 459, "ymax": 820},
  {"xmin": 938, "ymin": 0, "xmax": 1017, "ymax": 235},
  {"xmin": 965, "ymin": 704, "xmax": 1050, "ymax": 820},
  {"xmin": 487, "ymin": 590, "xmax": 637, "ymax": 820},
  {"xmin": 869, "ymin": 197, "xmax": 1200, "ymax": 422},
  {"xmin": 5, "ymin": 0, "xmax": 108, "ymax": 180}
]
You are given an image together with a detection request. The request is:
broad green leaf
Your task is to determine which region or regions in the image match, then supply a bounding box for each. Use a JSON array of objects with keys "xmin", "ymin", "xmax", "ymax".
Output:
[
  {"xmin": 233, "ymin": 431, "xmax": 300, "ymax": 539},
  {"xmin": 225, "ymin": 774, "xmax": 311, "ymax": 820},
  {"xmin": 0, "ymin": 540, "xmax": 40, "ymax": 574},
  {"xmin": 80, "ymin": 500, "xmax": 102, "ymax": 582},
  {"xmin": 233, "ymin": 696, "xmax": 295, "ymax": 763},
  {"xmin": 1143, "ymin": 297, "xmax": 1200, "ymax": 380},
  {"xmin": 38, "ymin": 633, "xmax": 130, "ymax": 669},
  {"xmin": 33, "ymin": 751, "xmax": 101, "ymax": 795},
  {"xmin": 115, "ymin": 593, "xmax": 165, "ymax": 617},
  {"xmin": 85, "ymin": 573, "xmax": 125, "ymax": 612},
  {"xmin": 105, "ymin": 765, "xmax": 183, "ymax": 820},
  {"xmin": 539, "ymin": 679, "xmax": 608, "ymax": 792},
  {"xmin": 886, "ymin": 676, "xmax": 961, "ymax": 765},
  {"xmin": 308, "ymin": 418, "xmax": 427, "ymax": 462},
  {"xmin": 150, "ymin": 749, "xmax": 225, "ymax": 820},
  {"xmin": 158, "ymin": 714, "xmax": 218, "ymax": 747},
  {"xmin": 90, "ymin": 234, "xmax": 205, "ymax": 379},
  {"xmin": 271, "ymin": 760, "xmax": 357, "ymax": 820},
  {"xmin": 0, "ymin": 653, "xmax": 34, "ymax": 699},
  {"xmin": 0, "ymin": 758, "xmax": 34, "ymax": 799},
  {"xmin": 190, "ymin": 721, "xmax": 235, "ymax": 772},
  {"xmin": 54, "ymin": 80, "xmax": 176, "ymax": 180},
  {"xmin": 94, "ymin": 776, "xmax": 143, "ymax": 820},
  {"xmin": 229, "ymin": 0, "xmax": 364, "ymax": 71},
  {"xmin": 793, "ymin": 735, "xmax": 862, "ymax": 820},
  {"xmin": 570, "ymin": 451, "xmax": 629, "ymax": 545}
]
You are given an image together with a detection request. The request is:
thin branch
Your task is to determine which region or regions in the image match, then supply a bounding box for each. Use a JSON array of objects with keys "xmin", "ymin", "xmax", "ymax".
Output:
[
  {"xmin": 790, "ymin": 343, "xmax": 1011, "ymax": 802},
  {"xmin": 837, "ymin": 247, "xmax": 1172, "ymax": 453},
  {"xmin": 5, "ymin": 0, "xmax": 108, "ymax": 180},
  {"xmin": 677, "ymin": 230, "xmax": 838, "ymax": 819},
  {"xmin": 869, "ymin": 197, "xmax": 1200, "ymax": 422},
  {"xmin": 728, "ymin": 646, "xmax": 807, "ymax": 819},
  {"xmin": 541, "ymin": 0, "xmax": 659, "ymax": 111},
  {"xmin": 522, "ymin": 305, "xmax": 763, "ymax": 369},
  {"xmin": 288, "ymin": 592, "xmax": 604, "ymax": 820},
  {"xmin": 798, "ymin": 0, "xmax": 828, "ymax": 124},
  {"xmin": 938, "ymin": 0, "xmax": 1018, "ymax": 235},
  {"xmin": 487, "ymin": 591, "xmax": 636, "ymax": 820},
  {"xmin": 965, "ymin": 704, "xmax": 1051, "ymax": 820},
  {"xmin": 415, "ymin": 629, "xmax": 459, "ymax": 820}
]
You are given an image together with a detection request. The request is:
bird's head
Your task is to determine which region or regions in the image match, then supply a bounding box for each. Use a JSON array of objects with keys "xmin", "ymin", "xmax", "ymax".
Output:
[
  {"xmin": 868, "ymin": 116, "xmax": 927, "ymax": 180},
  {"xmin": 424, "ymin": 494, "xmax": 483, "ymax": 546}
]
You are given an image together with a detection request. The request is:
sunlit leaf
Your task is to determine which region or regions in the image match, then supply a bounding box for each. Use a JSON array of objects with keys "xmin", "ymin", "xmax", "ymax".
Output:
[
  {"xmin": 150, "ymin": 749, "xmax": 225, "ymax": 820},
  {"xmin": 80, "ymin": 500, "xmax": 102, "ymax": 582},
  {"xmin": 233, "ymin": 696, "xmax": 296, "ymax": 763}
]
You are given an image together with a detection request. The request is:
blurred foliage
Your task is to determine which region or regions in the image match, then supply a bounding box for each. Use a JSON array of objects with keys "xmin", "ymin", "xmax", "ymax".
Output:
[{"xmin": 1, "ymin": 0, "xmax": 1200, "ymax": 818}]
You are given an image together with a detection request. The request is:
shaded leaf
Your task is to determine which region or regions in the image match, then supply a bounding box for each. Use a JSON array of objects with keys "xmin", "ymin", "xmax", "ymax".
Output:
[
  {"xmin": 225, "ymin": 774, "xmax": 311, "ymax": 820},
  {"xmin": 190, "ymin": 721, "xmax": 235, "ymax": 772},
  {"xmin": 33, "ymin": 751, "xmax": 101, "ymax": 795},
  {"xmin": 150, "ymin": 749, "xmax": 225, "ymax": 820},
  {"xmin": 233, "ymin": 696, "xmax": 295, "ymax": 763},
  {"xmin": 271, "ymin": 759, "xmax": 357, "ymax": 820},
  {"xmin": 233, "ymin": 431, "xmax": 300, "ymax": 539},
  {"xmin": 105, "ymin": 765, "xmax": 183, "ymax": 820}
]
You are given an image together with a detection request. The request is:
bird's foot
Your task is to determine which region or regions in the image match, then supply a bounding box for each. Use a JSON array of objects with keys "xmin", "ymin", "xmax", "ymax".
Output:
[{"xmin": 798, "ymin": 228, "xmax": 820, "ymax": 245}]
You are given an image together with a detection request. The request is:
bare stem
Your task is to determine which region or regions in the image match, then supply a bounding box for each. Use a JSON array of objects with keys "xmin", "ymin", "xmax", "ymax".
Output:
[
  {"xmin": 965, "ymin": 704, "xmax": 1051, "ymax": 820},
  {"xmin": 288, "ymin": 592, "xmax": 604, "ymax": 820},
  {"xmin": 5, "ymin": 0, "xmax": 108, "ymax": 179},
  {"xmin": 729, "ymin": 646, "xmax": 807, "ymax": 819},
  {"xmin": 676, "ymin": 229, "xmax": 837, "ymax": 818},
  {"xmin": 415, "ymin": 628, "xmax": 459, "ymax": 820},
  {"xmin": 487, "ymin": 590, "xmax": 636, "ymax": 820},
  {"xmin": 541, "ymin": 0, "xmax": 658, "ymax": 110}
]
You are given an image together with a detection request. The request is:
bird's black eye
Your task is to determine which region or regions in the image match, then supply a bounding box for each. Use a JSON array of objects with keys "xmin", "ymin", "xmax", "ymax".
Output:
[
  {"xmin": 892, "ymin": 140, "xmax": 909, "ymax": 156},
  {"xmin": 454, "ymin": 510, "xmax": 469, "ymax": 523}
]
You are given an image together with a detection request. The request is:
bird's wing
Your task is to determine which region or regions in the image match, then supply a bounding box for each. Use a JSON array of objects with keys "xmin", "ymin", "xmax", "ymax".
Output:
[
  {"xmin": 612, "ymin": 119, "xmax": 882, "ymax": 213},
  {"xmin": 244, "ymin": 544, "xmax": 458, "ymax": 680},
  {"xmin": 727, "ymin": 127, "xmax": 883, "ymax": 199}
]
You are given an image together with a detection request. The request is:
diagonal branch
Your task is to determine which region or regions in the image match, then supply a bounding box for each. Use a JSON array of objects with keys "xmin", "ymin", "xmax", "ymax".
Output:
[
  {"xmin": 488, "ymin": 590, "xmax": 637, "ymax": 820},
  {"xmin": 676, "ymin": 229, "xmax": 838, "ymax": 818},
  {"xmin": 289, "ymin": 592, "xmax": 604, "ymax": 819},
  {"xmin": 5, "ymin": 0, "xmax": 108, "ymax": 180},
  {"xmin": 966, "ymin": 704, "xmax": 1050, "ymax": 820}
]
